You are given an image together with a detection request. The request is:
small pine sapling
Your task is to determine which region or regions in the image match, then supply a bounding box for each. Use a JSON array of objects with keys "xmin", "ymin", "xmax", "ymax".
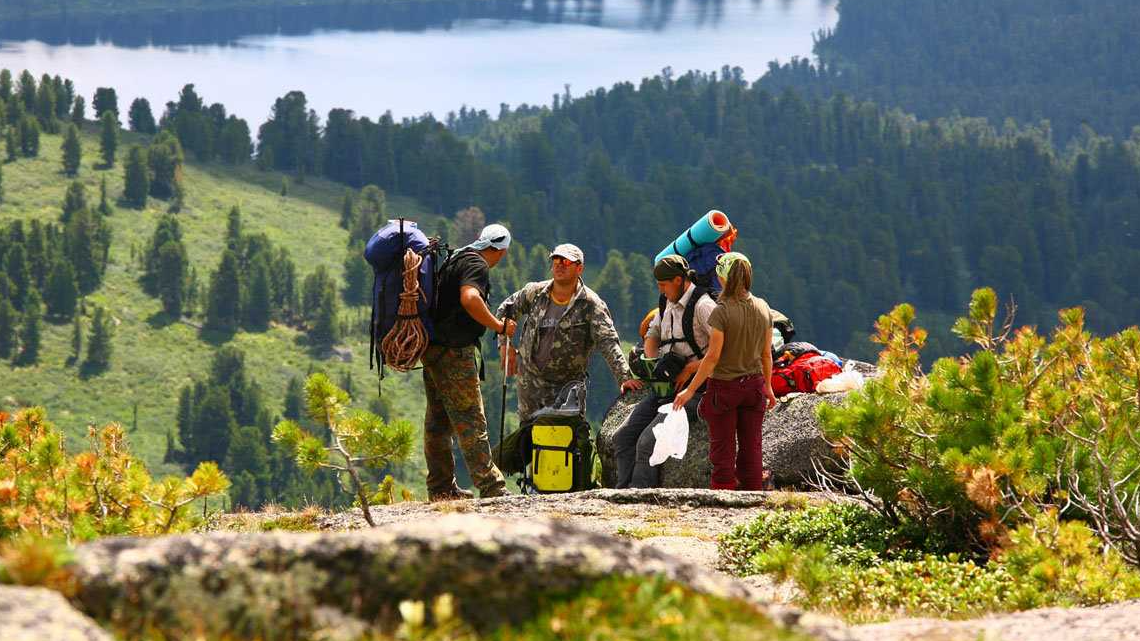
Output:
[{"xmin": 273, "ymin": 374, "xmax": 413, "ymax": 526}]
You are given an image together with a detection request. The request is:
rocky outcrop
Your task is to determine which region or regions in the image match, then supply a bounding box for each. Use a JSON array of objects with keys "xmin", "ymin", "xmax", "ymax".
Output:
[
  {"xmin": 598, "ymin": 361, "xmax": 875, "ymax": 489},
  {"xmin": 70, "ymin": 513, "xmax": 848, "ymax": 640},
  {"xmin": 850, "ymin": 600, "xmax": 1140, "ymax": 641},
  {"xmin": 0, "ymin": 586, "xmax": 113, "ymax": 641}
]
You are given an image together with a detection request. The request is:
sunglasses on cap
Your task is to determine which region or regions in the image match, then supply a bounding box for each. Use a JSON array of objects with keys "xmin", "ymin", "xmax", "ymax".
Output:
[{"xmin": 552, "ymin": 257, "xmax": 581, "ymax": 266}]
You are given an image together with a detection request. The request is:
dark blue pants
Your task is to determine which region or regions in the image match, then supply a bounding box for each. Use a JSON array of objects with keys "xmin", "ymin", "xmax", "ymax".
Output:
[{"xmin": 613, "ymin": 392, "xmax": 701, "ymax": 488}]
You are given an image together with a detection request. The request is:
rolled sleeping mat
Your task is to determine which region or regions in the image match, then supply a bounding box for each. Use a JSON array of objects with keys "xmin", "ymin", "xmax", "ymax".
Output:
[{"xmin": 654, "ymin": 209, "xmax": 732, "ymax": 265}]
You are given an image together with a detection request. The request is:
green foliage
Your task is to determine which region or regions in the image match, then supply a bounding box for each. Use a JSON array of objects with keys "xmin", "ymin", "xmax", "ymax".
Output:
[
  {"xmin": 723, "ymin": 504, "xmax": 1140, "ymax": 622},
  {"xmin": 60, "ymin": 123, "xmax": 82, "ymax": 176},
  {"xmin": 123, "ymin": 145, "xmax": 149, "ymax": 208},
  {"xmin": 99, "ymin": 110, "xmax": 119, "ymax": 167},
  {"xmin": 718, "ymin": 504, "xmax": 934, "ymax": 576},
  {"xmin": 819, "ymin": 288, "xmax": 1140, "ymax": 560},
  {"xmin": 497, "ymin": 576, "xmax": 806, "ymax": 641},
  {"xmin": 0, "ymin": 296, "xmax": 16, "ymax": 358},
  {"xmin": 17, "ymin": 288, "xmax": 43, "ymax": 364},
  {"xmin": 148, "ymin": 131, "xmax": 185, "ymax": 199},
  {"xmin": 128, "ymin": 97, "xmax": 156, "ymax": 134},
  {"xmin": 273, "ymin": 374, "xmax": 414, "ymax": 526},
  {"xmin": 70, "ymin": 96, "xmax": 86, "ymax": 123},
  {"xmin": 84, "ymin": 305, "xmax": 113, "ymax": 372},
  {"xmin": 44, "ymin": 259, "xmax": 78, "ymax": 319},
  {"xmin": 18, "ymin": 115, "xmax": 40, "ymax": 157},
  {"xmin": 0, "ymin": 407, "xmax": 230, "ymax": 539},
  {"xmin": 92, "ymin": 88, "xmax": 117, "ymax": 120}
]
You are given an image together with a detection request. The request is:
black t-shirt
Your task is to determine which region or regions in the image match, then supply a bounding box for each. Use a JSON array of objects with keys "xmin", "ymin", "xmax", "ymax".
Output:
[{"xmin": 431, "ymin": 249, "xmax": 491, "ymax": 347}]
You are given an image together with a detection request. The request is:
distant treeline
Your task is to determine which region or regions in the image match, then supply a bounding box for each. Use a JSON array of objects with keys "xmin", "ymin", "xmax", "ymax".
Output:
[
  {"xmin": 261, "ymin": 72, "xmax": 1140, "ymax": 359},
  {"xmin": 0, "ymin": 0, "xmax": 537, "ymax": 47},
  {"xmin": 761, "ymin": 0, "xmax": 1140, "ymax": 142}
]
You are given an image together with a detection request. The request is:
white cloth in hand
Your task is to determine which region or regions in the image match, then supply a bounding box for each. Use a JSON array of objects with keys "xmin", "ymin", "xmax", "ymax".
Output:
[{"xmin": 649, "ymin": 403, "xmax": 689, "ymax": 466}]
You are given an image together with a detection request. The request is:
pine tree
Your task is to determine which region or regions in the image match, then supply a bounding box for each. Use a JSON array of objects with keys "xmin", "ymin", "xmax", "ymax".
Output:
[
  {"xmin": 66, "ymin": 208, "xmax": 111, "ymax": 294},
  {"xmin": 92, "ymin": 87, "xmax": 118, "ymax": 120},
  {"xmin": 61, "ymin": 123, "xmax": 82, "ymax": 176},
  {"xmin": 18, "ymin": 288, "xmax": 43, "ymax": 365},
  {"xmin": 157, "ymin": 241, "xmax": 188, "ymax": 317},
  {"xmin": 0, "ymin": 161, "xmax": 4, "ymax": 205},
  {"xmin": 176, "ymin": 385, "xmax": 195, "ymax": 459},
  {"xmin": 189, "ymin": 386, "xmax": 236, "ymax": 467},
  {"xmin": 71, "ymin": 95, "xmax": 86, "ymax": 123},
  {"xmin": 0, "ymin": 296, "xmax": 16, "ymax": 359},
  {"xmin": 206, "ymin": 250, "xmax": 242, "ymax": 331},
  {"xmin": 342, "ymin": 243, "xmax": 372, "ymax": 306},
  {"xmin": 44, "ymin": 260, "xmax": 78, "ymax": 319},
  {"xmin": 339, "ymin": 190, "xmax": 356, "ymax": 229},
  {"xmin": 280, "ymin": 176, "xmax": 289, "ymax": 197},
  {"xmin": 128, "ymin": 98, "xmax": 157, "ymax": 134},
  {"xmin": 34, "ymin": 77, "xmax": 57, "ymax": 133},
  {"xmin": 123, "ymin": 146, "xmax": 149, "ymax": 208},
  {"xmin": 19, "ymin": 115, "xmax": 40, "ymax": 157},
  {"xmin": 5, "ymin": 244, "xmax": 30, "ymax": 310},
  {"xmin": 224, "ymin": 425, "xmax": 269, "ymax": 509},
  {"xmin": 71, "ymin": 312, "xmax": 83, "ymax": 363},
  {"xmin": 147, "ymin": 131, "xmax": 184, "ymax": 199},
  {"xmin": 225, "ymin": 205, "xmax": 242, "ymax": 252},
  {"xmin": 97, "ymin": 176, "xmax": 113, "ymax": 216},
  {"xmin": 244, "ymin": 255, "xmax": 272, "ymax": 330},
  {"xmin": 283, "ymin": 376, "xmax": 303, "ymax": 420},
  {"xmin": 591, "ymin": 250, "xmax": 633, "ymax": 332},
  {"xmin": 84, "ymin": 305, "xmax": 113, "ymax": 371},
  {"xmin": 309, "ymin": 281, "xmax": 340, "ymax": 347},
  {"xmin": 60, "ymin": 180, "xmax": 88, "ymax": 224},
  {"xmin": 99, "ymin": 110, "xmax": 119, "ymax": 167},
  {"xmin": 5, "ymin": 128, "xmax": 17, "ymax": 162}
]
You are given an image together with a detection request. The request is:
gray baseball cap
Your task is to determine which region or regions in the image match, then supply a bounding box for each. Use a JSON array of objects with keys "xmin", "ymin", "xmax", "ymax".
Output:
[
  {"xmin": 549, "ymin": 243, "xmax": 584, "ymax": 263},
  {"xmin": 467, "ymin": 224, "xmax": 512, "ymax": 251}
]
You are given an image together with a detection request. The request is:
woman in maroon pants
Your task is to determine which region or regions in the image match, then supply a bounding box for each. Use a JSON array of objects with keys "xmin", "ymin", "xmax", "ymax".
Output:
[{"xmin": 673, "ymin": 252, "xmax": 777, "ymax": 490}]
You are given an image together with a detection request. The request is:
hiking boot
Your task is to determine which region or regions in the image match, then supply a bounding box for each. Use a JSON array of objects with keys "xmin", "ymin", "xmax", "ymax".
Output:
[
  {"xmin": 479, "ymin": 485, "xmax": 509, "ymax": 499},
  {"xmin": 428, "ymin": 487, "xmax": 474, "ymax": 502}
]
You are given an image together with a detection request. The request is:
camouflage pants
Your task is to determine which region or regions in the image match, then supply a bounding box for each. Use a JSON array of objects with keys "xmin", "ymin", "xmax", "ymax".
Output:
[
  {"xmin": 516, "ymin": 374, "xmax": 569, "ymax": 423},
  {"xmin": 422, "ymin": 345, "xmax": 507, "ymax": 497}
]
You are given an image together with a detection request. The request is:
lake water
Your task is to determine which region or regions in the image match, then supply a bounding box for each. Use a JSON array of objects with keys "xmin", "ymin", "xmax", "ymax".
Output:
[{"xmin": 0, "ymin": 0, "xmax": 836, "ymax": 125}]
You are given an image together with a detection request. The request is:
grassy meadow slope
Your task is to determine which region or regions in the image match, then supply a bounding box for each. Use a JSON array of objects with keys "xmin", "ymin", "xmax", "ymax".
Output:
[{"xmin": 0, "ymin": 125, "xmax": 435, "ymax": 476}]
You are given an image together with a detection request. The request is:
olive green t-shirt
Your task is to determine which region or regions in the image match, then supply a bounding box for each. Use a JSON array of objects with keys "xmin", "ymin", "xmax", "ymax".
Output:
[{"xmin": 707, "ymin": 295, "xmax": 772, "ymax": 381}]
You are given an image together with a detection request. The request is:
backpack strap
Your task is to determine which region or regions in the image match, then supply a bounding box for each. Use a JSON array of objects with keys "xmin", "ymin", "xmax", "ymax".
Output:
[
  {"xmin": 656, "ymin": 287, "xmax": 707, "ymax": 359},
  {"xmin": 680, "ymin": 286, "xmax": 708, "ymax": 359}
]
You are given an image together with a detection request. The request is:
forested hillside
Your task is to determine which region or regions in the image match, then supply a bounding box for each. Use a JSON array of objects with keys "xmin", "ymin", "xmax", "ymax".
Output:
[
  {"xmin": 3, "ymin": 0, "xmax": 1140, "ymax": 505},
  {"xmin": 261, "ymin": 74, "xmax": 1140, "ymax": 361},
  {"xmin": 762, "ymin": 0, "xmax": 1140, "ymax": 142}
]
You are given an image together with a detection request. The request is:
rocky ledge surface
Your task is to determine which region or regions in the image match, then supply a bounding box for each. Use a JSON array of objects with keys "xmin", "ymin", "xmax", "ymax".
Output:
[{"xmin": 71, "ymin": 508, "xmax": 849, "ymax": 641}]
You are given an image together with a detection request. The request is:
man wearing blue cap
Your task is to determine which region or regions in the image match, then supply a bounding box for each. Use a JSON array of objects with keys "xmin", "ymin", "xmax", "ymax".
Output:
[{"xmin": 423, "ymin": 224, "xmax": 516, "ymax": 501}]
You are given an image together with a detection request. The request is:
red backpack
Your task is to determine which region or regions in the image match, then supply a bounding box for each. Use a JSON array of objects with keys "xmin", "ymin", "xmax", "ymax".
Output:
[{"xmin": 771, "ymin": 353, "xmax": 842, "ymax": 397}]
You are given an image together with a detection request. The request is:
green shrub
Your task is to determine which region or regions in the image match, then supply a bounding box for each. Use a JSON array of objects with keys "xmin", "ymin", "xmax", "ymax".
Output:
[
  {"xmin": 723, "ymin": 505, "xmax": 1140, "ymax": 622},
  {"xmin": 818, "ymin": 288, "xmax": 1140, "ymax": 561},
  {"xmin": 719, "ymin": 503, "xmax": 934, "ymax": 575}
]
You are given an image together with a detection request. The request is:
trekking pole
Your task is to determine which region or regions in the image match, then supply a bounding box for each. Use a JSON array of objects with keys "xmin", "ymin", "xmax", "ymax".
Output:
[{"xmin": 498, "ymin": 327, "xmax": 509, "ymax": 464}]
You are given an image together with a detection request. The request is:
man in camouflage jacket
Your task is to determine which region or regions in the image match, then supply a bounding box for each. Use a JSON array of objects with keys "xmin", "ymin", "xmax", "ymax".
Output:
[{"xmin": 497, "ymin": 244, "xmax": 642, "ymax": 424}]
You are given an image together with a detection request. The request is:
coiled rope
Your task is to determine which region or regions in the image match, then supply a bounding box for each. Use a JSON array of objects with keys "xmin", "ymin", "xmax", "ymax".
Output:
[{"xmin": 380, "ymin": 248, "xmax": 429, "ymax": 372}]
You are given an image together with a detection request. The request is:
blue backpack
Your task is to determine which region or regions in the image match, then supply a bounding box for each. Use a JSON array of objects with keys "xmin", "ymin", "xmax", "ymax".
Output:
[
  {"xmin": 364, "ymin": 219, "xmax": 447, "ymax": 375},
  {"xmin": 685, "ymin": 242, "xmax": 725, "ymax": 293}
]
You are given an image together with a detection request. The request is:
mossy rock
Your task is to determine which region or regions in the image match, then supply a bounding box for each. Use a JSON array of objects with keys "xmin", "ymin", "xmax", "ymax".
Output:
[{"xmin": 67, "ymin": 514, "xmax": 846, "ymax": 640}]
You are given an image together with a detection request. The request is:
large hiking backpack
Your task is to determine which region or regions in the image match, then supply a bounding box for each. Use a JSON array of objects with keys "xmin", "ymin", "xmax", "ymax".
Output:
[
  {"xmin": 771, "ymin": 352, "xmax": 842, "ymax": 397},
  {"xmin": 514, "ymin": 382, "xmax": 593, "ymax": 494},
  {"xmin": 685, "ymin": 243, "xmax": 726, "ymax": 292},
  {"xmin": 364, "ymin": 218, "xmax": 447, "ymax": 376}
]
